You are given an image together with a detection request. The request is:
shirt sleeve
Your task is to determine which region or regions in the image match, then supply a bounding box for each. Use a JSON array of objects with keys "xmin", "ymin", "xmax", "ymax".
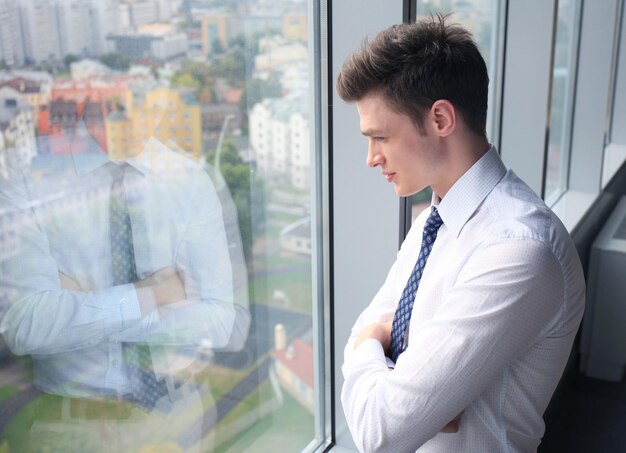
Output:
[
  {"xmin": 341, "ymin": 238, "xmax": 565, "ymax": 452},
  {"xmin": 0, "ymin": 184, "xmax": 143, "ymax": 356},
  {"xmin": 112, "ymin": 169, "xmax": 239, "ymax": 349}
]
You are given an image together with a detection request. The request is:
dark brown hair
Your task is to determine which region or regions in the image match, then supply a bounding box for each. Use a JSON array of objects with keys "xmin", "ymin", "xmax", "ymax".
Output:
[{"xmin": 336, "ymin": 15, "xmax": 488, "ymax": 138}]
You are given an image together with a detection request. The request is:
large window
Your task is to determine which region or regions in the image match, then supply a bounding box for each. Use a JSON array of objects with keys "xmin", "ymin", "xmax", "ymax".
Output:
[
  {"xmin": 545, "ymin": 0, "xmax": 581, "ymax": 203},
  {"xmin": 0, "ymin": 1, "xmax": 327, "ymax": 452},
  {"xmin": 602, "ymin": 0, "xmax": 626, "ymax": 188}
]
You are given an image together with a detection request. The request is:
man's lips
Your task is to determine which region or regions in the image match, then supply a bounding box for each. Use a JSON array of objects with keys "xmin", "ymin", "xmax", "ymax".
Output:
[{"xmin": 383, "ymin": 172, "xmax": 395, "ymax": 182}]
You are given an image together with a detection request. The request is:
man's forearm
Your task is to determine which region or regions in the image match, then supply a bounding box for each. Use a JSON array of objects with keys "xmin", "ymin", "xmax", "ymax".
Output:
[{"xmin": 134, "ymin": 266, "xmax": 186, "ymax": 316}]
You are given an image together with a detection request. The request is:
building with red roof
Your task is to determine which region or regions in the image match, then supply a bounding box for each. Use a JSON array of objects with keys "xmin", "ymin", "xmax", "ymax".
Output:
[{"xmin": 273, "ymin": 337, "xmax": 314, "ymax": 413}]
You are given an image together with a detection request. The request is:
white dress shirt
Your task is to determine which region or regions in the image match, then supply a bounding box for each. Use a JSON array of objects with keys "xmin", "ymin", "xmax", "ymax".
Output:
[
  {"xmin": 342, "ymin": 146, "xmax": 586, "ymax": 452},
  {"xmin": 0, "ymin": 137, "xmax": 240, "ymax": 399}
]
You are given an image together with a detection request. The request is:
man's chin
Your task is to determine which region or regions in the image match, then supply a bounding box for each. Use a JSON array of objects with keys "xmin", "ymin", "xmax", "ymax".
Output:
[
  {"xmin": 396, "ymin": 184, "xmax": 429, "ymax": 198},
  {"xmin": 395, "ymin": 186, "xmax": 416, "ymax": 198}
]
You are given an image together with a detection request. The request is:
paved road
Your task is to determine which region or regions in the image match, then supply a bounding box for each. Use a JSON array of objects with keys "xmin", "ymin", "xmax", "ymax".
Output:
[
  {"xmin": 177, "ymin": 304, "xmax": 312, "ymax": 448},
  {"xmin": 176, "ymin": 358, "xmax": 272, "ymax": 449}
]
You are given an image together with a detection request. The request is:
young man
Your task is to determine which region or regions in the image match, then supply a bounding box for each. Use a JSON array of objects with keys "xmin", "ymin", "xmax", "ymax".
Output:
[{"xmin": 337, "ymin": 17, "xmax": 585, "ymax": 452}]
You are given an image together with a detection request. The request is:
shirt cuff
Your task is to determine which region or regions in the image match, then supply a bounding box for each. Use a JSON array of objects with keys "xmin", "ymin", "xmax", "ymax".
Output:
[
  {"xmin": 98, "ymin": 283, "xmax": 142, "ymax": 330},
  {"xmin": 344, "ymin": 339, "xmax": 390, "ymax": 374},
  {"xmin": 135, "ymin": 285, "xmax": 158, "ymax": 317}
]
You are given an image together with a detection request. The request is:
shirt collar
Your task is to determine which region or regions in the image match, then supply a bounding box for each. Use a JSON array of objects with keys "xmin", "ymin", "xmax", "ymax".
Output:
[
  {"xmin": 71, "ymin": 135, "xmax": 163, "ymax": 178},
  {"xmin": 434, "ymin": 145, "xmax": 507, "ymax": 238}
]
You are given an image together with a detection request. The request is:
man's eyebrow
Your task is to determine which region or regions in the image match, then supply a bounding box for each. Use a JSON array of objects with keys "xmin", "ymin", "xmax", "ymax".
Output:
[{"xmin": 361, "ymin": 128, "xmax": 385, "ymax": 136}]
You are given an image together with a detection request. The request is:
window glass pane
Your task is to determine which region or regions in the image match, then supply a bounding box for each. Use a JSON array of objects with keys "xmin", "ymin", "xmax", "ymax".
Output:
[
  {"xmin": 0, "ymin": 0, "xmax": 320, "ymax": 452},
  {"xmin": 415, "ymin": 0, "xmax": 499, "ymax": 141},
  {"xmin": 610, "ymin": 2, "xmax": 626, "ymax": 145},
  {"xmin": 410, "ymin": 0, "xmax": 500, "ymax": 221},
  {"xmin": 603, "ymin": 1, "xmax": 626, "ymax": 188},
  {"xmin": 545, "ymin": 0, "xmax": 580, "ymax": 203}
]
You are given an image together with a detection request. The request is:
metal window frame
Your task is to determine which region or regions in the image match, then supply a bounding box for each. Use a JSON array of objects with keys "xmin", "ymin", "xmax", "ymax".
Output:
[{"xmin": 328, "ymin": 1, "xmax": 405, "ymax": 451}]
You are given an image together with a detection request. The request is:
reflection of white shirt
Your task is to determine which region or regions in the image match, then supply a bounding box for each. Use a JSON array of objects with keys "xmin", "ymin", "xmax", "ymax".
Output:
[
  {"xmin": 342, "ymin": 147, "xmax": 585, "ymax": 452},
  {"xmin": 0, "ymin": 138, "xmax": 236, "ymax": 399}
]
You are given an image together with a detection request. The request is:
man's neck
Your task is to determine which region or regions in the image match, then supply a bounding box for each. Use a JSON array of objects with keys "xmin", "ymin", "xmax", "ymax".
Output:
[{"xmin": 432, "ymin": 133, "xmax": 490, "ymax": 200}]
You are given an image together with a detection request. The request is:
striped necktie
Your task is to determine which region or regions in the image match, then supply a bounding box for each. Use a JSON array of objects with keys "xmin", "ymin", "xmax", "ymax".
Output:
[
  {"xmin": 390, "ymin": 207, "xmax": 444, "ymax": 362},
  {"xmin": 109, "ymin": 162, "xmax": 164, "ymax": 411}
]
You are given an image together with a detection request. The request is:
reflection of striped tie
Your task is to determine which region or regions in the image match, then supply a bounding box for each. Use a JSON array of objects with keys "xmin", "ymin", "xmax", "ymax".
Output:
[
  {"xmin": 109, "ymin": 163, "xmax": 164, "ymax": 411},
  {"xmin": 109, "ymin": 163, "xmax": 137, "ymax": 285},
  {"xmin": 390, "ymin": 207, "xmax": 444, "ymax": 362}
]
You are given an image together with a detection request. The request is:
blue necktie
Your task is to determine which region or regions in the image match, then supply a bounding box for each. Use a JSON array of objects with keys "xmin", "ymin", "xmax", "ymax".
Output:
[
  {"xmin": 109, "ymin": 163, "xmax": 137, "ymax": 285},
  {"xmin": 109, "ymin": 163, "xmax": 165, "ymax": 411},
  {"xmin": 390, "ymin": 207, "xmax": 443, "ymax": 362}
]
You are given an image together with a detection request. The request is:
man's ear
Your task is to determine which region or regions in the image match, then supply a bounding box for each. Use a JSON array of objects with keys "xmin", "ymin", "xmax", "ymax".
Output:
[{"xmin": 430, "ymin": 99, "xmax": 456, "ymax": 137}]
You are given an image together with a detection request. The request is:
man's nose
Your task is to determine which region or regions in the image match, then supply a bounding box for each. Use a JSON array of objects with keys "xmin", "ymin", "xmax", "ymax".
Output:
[{"xmin": 367, "ymin": 144, "xmax": 384, "ymax": 168}]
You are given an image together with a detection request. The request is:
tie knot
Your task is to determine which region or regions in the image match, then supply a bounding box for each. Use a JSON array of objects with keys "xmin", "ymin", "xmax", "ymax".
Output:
[
  {"xmin": 108, "ymin": 161, "xmax": 131, "ymax": 182},
  {"xmin": 426, "ymin": 207, "xmax": 443, "ymax": 230}
]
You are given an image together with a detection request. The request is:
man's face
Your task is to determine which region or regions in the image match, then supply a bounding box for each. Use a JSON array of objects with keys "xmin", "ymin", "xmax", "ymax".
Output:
[{"xmin": 357, "ymin": 93, "xmax": 439, "ymax": 197}]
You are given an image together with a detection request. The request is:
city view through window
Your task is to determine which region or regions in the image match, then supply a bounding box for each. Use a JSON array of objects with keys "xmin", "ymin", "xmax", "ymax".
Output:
[{"xmin": 0, "ymin": 0, "xmax": 316, "ymax": 451}]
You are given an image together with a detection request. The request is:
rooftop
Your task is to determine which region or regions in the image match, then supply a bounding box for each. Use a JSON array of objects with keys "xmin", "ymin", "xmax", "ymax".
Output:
[{"xmin": 273, "ymin": 338, "xmax": 314, "ymax": 388}]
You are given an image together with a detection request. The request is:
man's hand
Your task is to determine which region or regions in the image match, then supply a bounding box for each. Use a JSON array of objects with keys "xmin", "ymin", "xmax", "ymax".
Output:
[
  {"xmin": 354, "ymin": 321, "xmax": 393, "ymax": 353},
  {"xmin": 135, "ymin": 267, "xmax": 186, "ymax": 311},
  {"xmin": 441, "ymin": 411, "xmax": 463, "ymax": 433},
  {"xmin": 354, "ymin": 319, "xmax": 463, "ymax": 434},
  {"xmin": 59, "ymin": 272, "xmax": 82, "ymax": 291}
]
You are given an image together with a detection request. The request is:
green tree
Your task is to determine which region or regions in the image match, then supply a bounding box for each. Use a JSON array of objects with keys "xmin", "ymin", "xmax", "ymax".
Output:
[
  {"xmin": 210, "ymin": 140, "xmax": 265, "ymax": 260},
  {"xmin": 64, "ymin": 54, "xmax": 79, "ymax": 69},
  {"xmin": 212, "ymin": 38, "xmax": 225, "ymax": 54},
  {"xmin": 240, "ymin": 76, "xmax": 282, "ymax": 110},
  {"xmin": 238, "ymin": 76, "xmax": 282, "ymax": 135},
  {"xmin": 171, "ymin": 72, "xmax": 201, "ymax": 91},
  {"xmin": 211, "ymin": 49, "xmax": 246, "ymax": 87},
  {"xmin": 170, "ymin": 60, "xmax": 214, "ymax": 97},
  {"xmin": 100, "ymin": 52, "xmax": 131, "ymax": 71}
]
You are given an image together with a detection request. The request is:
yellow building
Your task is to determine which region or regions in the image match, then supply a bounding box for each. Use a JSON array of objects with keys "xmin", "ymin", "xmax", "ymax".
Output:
[
  {"xmin": 105, "ymin": 110, "xmax": 133, "ymax": 160},
  {"xmin": 105, "ymin": 86, "xmax": 202, "ymax": 159},
  {"xmin": 283, "ymin": 13, "xmax": 308, "ymax": 43},
  {"xmin": 201, "ymin": 14, "xmax": 231, "ymax": 55}
]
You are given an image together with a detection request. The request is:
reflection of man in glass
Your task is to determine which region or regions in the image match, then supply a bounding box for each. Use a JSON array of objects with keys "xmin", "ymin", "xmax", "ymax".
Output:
[{"xmin": 0, "ymin": 97, "xmax": 248, "ymax": 452}]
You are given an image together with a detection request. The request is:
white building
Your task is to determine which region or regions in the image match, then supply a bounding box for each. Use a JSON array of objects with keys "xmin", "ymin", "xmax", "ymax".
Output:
[
  {"xmin": 250, "ymin": 96, "xmax": 310, "ymax": 190},
  {"xmin": 56, "ymin": 1, "xmax": 92, "ymax": 57},
  {"xmin": 150, "ymin": 32, "xmax": 188, "ymax": 61},
  {"xmin": 254, "ymin": 41, "xmax": 307, "ymax": 74},
  {"xmin": 289, "ymin": 107, "xmax": 310, "ymax": 189},
  {"xmin": 119, "ymin": 0, "xmax": 159, "ymax": 28},
  {"xmin": 89, "ymin": 0, "xmax": 119, "ymax": 55},
  {"xmin": 55, "ymin": 0, "xmax": 120, "ymax": 58},
  {"xmin": 18, "ymin": 0, "xmax": 63, "ymax": 63},
  {"xmin": 280, "ymin": 217, "xmax": 311, "ymax": 255},
  {"xmin": 0, "ymin": 87, "xmax": 36, "ymax": 179},
  {"xmin": 70, "ymin": 59, "xmax": 111, "ymax": 80},
  {"xmin": 0, "ymin": 0, "xmax": 25, "ymax": 66},
  {"xmin": 0, "ymin": 0, "xmax": 119, "ymax": 65}
]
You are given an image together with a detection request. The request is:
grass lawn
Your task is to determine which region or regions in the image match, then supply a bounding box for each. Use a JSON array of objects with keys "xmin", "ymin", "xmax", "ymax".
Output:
[
  {"xmin": 0, "ymin": 386, "xmax": 19, "ymax": 404},
  {"xmin": 195, "ymin": 365, "xmax": 249, "ymax": 401},
  {"xmin": 249, "ymin": 268, "xmax": 312, "ymax": 314},
  {"xmin": 249, "ymin": 242, "xmax": 312, "ymax": 314}
]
